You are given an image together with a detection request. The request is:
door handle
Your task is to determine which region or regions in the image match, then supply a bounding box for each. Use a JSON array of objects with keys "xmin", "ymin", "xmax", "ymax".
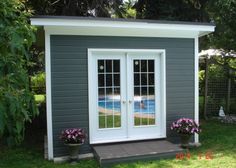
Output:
[
  {"xmin": 122, "ymin": 100, "xmax": 126, "ymax": 104},
  {"xmin": 129, "ymin": 100, "xmax": 132, "ymax": 104}
]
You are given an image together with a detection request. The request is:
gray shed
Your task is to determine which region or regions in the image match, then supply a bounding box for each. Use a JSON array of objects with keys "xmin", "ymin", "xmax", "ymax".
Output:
[{"xmin": 30, "ymin": 16, "xmax": 215, "ymax": 162}]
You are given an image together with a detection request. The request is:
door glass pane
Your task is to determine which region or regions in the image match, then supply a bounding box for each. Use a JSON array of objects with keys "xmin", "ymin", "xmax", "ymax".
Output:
[
  {"xmin": 113, "ymin": 60, "xmax": 120, "ymax": 72},
  {"xmin": 98, "ymin": 59, "xmax": 121, "ymax": 129},
  {"xmin": 98, "ymin": 60, "xmax": 104, "ymax": 73},
  {"xmin": 148, "ymin": 60, "xmax": 154, "ymax": 72},
  {"xmin": 133, "ymin": 59, "xmax": 155, "ymax": 126},
  {"xmin": 105, "ymin": 60, "xmax": 112, "ymax": 72},
  {"xmin": 134, "ymin": 60, "xmax": 140, "ymax": 72},
  {"xmin": 98, "ymin": 74, "xmax": 104, "ymax": 87},
  {"xmin": 134, "ymin": 74, "xmax": 140, "ymax": 86}
]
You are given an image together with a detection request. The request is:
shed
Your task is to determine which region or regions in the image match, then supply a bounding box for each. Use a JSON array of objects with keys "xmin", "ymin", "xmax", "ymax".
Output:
[{"xmin": 30, "ymin": 16, "xmax": 215, "ymax": 162}]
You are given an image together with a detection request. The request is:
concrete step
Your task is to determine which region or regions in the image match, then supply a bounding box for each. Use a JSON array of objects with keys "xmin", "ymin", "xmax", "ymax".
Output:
[{"xmin": 92, "ymin": 140, "xmax": 183, "ymax": 167}]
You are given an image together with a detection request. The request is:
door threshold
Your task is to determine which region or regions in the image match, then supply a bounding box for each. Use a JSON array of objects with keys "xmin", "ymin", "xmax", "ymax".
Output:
[{"xmin": 90, "ymin": 136, "xmax": 166, "ymax": 145}]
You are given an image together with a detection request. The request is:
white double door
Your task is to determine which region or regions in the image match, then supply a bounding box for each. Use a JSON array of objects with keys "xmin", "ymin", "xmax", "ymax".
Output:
[{"xmin": 88, "ymin": 49, "xmax": 165, "ymax": 144}]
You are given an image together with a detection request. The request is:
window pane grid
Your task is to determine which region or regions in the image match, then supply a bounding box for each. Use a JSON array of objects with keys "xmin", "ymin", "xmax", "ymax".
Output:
[
  {"xmin": 98, "ymin": 59, "xmax": 121, "ymax": 129},
  {"xmin": 133, "ymin": 59, "xmax": 155, "ymax": 126}
]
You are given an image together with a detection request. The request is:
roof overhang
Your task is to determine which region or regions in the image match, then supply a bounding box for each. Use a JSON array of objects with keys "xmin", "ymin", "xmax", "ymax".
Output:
[{"xmin": 30, "ymin": 16, "xmax": 215, "ymax": 38}]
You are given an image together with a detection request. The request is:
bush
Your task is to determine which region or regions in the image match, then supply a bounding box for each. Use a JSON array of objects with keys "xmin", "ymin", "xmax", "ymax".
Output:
[
  {"xmin": 0, "ymin": 0, "xmax": 38, "ymax": 146},
  {"xmin": 31, "ymin": 72, "xmax": 45, "ymax": 94}
]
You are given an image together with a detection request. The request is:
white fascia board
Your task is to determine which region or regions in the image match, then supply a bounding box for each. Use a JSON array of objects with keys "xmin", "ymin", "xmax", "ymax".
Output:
[
  {"xmin": 44, "ymin": 26, "xmax": 199, "ymax": 38},
  {"xmin": 31, "ymin": 18, "xmax": 215, "ymax": 38}
]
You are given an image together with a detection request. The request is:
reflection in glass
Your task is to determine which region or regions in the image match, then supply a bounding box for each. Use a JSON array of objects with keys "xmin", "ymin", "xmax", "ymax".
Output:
[
  {"xmin": 148, "ymin": 73, "xmax": 154, "ymax": 85},
  {"xmin": 98, "ymin": 59, "xmax": 121, "ymax": 129},
  {"xmin": 113, "ymin": 60, "xmax": 120, "ymax": 72},
  {"xmin": 141, "ymin": 73, "xmax": 147, "ymax": 85},
  {"xmin": 106, "ymin": 60, "xmax": 112, "ymax": 72},
  {"xmin": 133, "ymin": 59, "xmax": 155, "ymax": 126},
  {"xmin": 106, "ymin": 74, "xmax": 112, "ymax": 86},
  {"xmin": 141, "ymin": 60, "xmax": 147, "ymax": 72},
  {"xmin": 98, "ymin": 74, "xmax": 104, "ymax": 87},
  {"xmin": 98, "ymin": 60, "xmax": 104, "ymax": 73},
  {"xmin": 114, "ymin": 74, "xmax": 120, "ymax": 86},
  {"xmin": 148, "ymin": 60, "xmax": 154, "ymax": 72},
  {"xmin": 134, "ymin": 60, "xmax": 140, "ymax": 72}
]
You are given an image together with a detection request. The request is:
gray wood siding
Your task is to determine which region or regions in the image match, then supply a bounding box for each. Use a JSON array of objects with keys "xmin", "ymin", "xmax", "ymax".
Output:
[{"xmin": 50, "ymin": 36, "xmax": 194, "ymax": 157}]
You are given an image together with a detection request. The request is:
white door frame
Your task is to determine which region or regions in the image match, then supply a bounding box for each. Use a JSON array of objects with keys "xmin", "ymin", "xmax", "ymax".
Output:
[{"xmin": 88, "ymin": 49, "xmax": 166, "ymax": 144}]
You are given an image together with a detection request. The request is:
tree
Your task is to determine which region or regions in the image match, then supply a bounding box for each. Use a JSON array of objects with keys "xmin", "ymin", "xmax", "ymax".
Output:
[
  {"xmin": 118, "ymin": 0, "xmax": 136, "ymax": 18},
  {"xmin": 0, "ymin": 0, "xmax": 38, "ymax": 146},
  {"xmin": 207, "ymin": 0, "xmax": 236, "ymax": 51},
  {"xmin": 134, "ymin": 0, "xmax": 209, "ymax": 22},
  {"xmin": 27, "ymin": 0, "xmax": 123, "ymax": 17}
]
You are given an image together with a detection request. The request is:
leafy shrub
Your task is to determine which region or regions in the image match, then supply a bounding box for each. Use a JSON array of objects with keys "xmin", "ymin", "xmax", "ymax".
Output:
[
  {"xmin": 31, "ymin": 72, "xmax": 45, "ymax": 94},
  {"xmin": 0, "ymin": 0, "xmax": 38, "ymax": 146}
]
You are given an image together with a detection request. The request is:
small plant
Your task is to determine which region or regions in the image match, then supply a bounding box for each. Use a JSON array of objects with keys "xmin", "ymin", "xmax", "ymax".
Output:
[
  {"xmin": 60, "ymin": 128, "xmax": 86, "ymax": 144},
  {"xmin": 171, "ymin": 118, "xmax": 200, "ymax": 135}
]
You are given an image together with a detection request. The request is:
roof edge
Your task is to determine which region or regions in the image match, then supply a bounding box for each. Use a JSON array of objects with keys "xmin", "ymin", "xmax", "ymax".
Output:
[{"xmin": 31, "ymin": 15, "xmax": 215, "ymax": 27}]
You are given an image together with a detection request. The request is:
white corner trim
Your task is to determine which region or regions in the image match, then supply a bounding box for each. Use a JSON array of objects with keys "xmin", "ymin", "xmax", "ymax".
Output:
[
  {"xmin": 161, "ymin": 50, "xmax": 167, "ymax": 138},
  {"xmin": 194, "ymin": 37, "xmax": 199, "ymax": 143},
  {"xmin": 87, "ymin": 49, "xmax": 93, "ymax": 145},
  {"xmin": 53, "ymin": 153, "xmax": 94, "ymax": 163},
  {"xmin": 45, "ymin": 30, "xmax": 54, "ymax": 160}
]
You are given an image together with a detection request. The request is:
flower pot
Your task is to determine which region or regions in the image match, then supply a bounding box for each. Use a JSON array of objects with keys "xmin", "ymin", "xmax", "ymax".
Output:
[
  {"xmin": 180, "ymin": 134, "xmax": 191, "ymax": 148},
  {"xmin": 65, "ymin": 143, "xmax": 82, "ymax": 162}
]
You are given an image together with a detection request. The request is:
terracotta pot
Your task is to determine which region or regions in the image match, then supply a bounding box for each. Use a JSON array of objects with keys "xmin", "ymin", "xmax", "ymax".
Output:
[
  {"xmin": 65, "ymin": 143, "xmax": 82, "ymax": 161},
  {"xmin": 180, "ymin": 134, "xmax": 191, "ymax": 148}
]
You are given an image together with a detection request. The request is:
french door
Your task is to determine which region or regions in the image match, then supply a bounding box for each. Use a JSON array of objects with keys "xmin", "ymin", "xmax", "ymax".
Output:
[{"xmin": 88, "ymin": 49, "xmax": 166, "ymax": 144}]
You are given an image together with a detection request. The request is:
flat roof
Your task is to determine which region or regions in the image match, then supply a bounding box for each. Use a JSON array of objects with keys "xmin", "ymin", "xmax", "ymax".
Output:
[
  {"xmin": 31, "ymin": 15, "xmax": 214, "ymax": 27},
  {"xmin": 31, "ymin": 15, "xmax": 215, "ymax": 38}
]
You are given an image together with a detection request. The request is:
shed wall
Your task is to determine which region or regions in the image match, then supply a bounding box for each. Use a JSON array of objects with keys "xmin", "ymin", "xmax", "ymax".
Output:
[{"xmin": 50, "ymin": 35, "xmax": 194, "ymax": 157}]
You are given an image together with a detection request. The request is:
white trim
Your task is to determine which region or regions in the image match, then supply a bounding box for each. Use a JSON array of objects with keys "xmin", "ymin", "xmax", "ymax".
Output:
[
  {"xmin": 87, "ymin": 50, "xmax": 93, "ymax": 146},
  {"xmin": 31, "ymin": 18, "xmax": 215, "ymax": 38},
  {"xmin": 161, "ymin": 51, "xmax": 167, "ymax": 138},
  {"xmin": 90, "ymin": 136, "xmax": 166, "ymax": 144},
  {"xmin": 43, "ymin": 26, "xmax": 205, "ymax": 38},
  {"xmin": 88, "ymin": 49, "xmax": 166, "ymax": 144},
  {"xmin": 45, "ymin": 30, "xmax": 54, "ymax": 160},
  {"xmin": 31, "ymin": 18, "xmax": 214, "ymax": 32},
  {"xmin": 194, "ymin": 37, "xmax": 199, "ymax": 143},
  {"xmin": 54, "ymin": 153, "xmax": 94, "ymax": 163},
  {"xmin": 87, "ymin": 48, "xmax": 166, "ymax": 53}
]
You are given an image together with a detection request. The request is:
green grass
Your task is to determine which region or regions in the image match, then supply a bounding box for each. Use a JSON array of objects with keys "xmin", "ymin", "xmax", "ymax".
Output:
[
  {"xmin": 34, "ymin": 94, "xmax": 45, "ymax": 103},
  {"xmin": 0, "ymin": 120, "xmax": 236, "ymax": 168}
]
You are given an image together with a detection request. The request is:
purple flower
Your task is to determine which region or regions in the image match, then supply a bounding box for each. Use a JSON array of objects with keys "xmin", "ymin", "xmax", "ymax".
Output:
[
  {"xmin": 170, "ymin": 118, "xmax": 200, "ymax": 135},
  {"xmin": 60, "ymin": 128, "xmax": 86, "ymax": 144}
]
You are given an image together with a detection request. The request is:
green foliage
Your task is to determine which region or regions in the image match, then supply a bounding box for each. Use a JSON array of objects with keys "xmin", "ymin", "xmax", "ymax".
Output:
[
  {"xmin": 208, "ymin": 0, "xmax": 236, "ymax": 51},
  {"xmin": 26, "ymin": 0, "xmax": 123, "ymax": 17},
  {"xmin": 31, "ymin": 73, "xmax": 45, "ymax": 88},
  {"xmin": 118, "ymin": 0, "xmax": 136, "ymax": 18},
  {"xmin": 31, "ymin": 72, "xmax": 45, "ymax": 94},
  {"xmin": 134, "ymin": 0, "xmax": 209, "ymax": 21},
  {"xmin": 0, "ymin": 0, "xmax": 38, "ymax": 146}
]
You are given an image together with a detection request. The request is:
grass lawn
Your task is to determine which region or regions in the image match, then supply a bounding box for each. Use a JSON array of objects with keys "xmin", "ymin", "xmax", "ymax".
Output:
[{"xmin": 0, "ymin": 120, "xmax": 236, "ymax": 168}]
